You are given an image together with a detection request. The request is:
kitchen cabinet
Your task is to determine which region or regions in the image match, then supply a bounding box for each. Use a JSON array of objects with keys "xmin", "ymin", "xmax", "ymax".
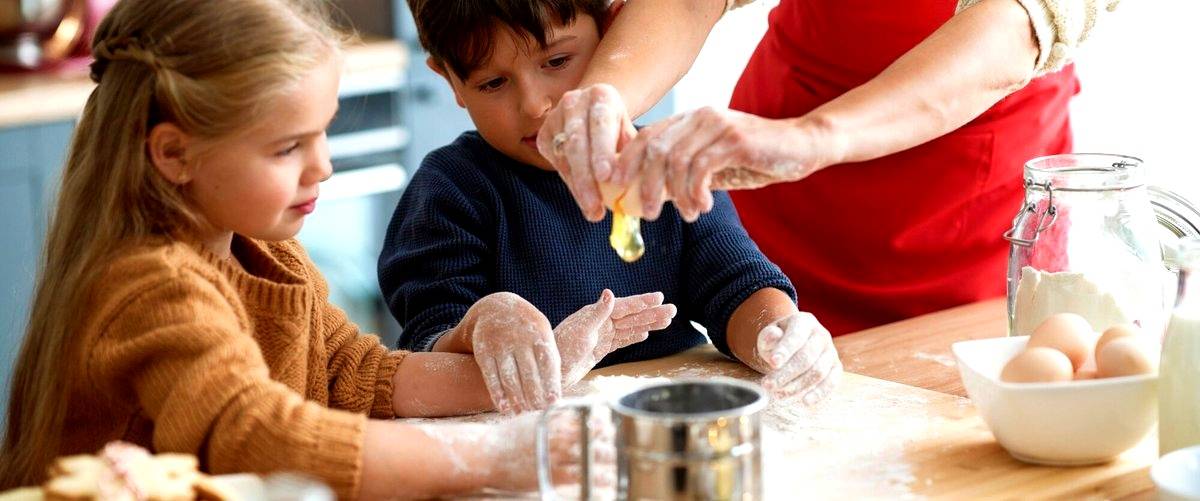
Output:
[{"xmin": 0, "ymin": 121, "xmax": 72, "ymax": 424}]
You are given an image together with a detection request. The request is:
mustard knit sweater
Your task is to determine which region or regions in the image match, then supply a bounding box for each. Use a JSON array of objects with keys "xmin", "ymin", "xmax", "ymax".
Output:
[{"xmin": 60, "ymin": 235, "xmax": 405, "ymax": 499}]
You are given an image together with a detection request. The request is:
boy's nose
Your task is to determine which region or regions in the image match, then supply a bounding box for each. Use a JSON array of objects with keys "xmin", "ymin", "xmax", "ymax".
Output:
[{"xmin": 519, "ymin": 85, "xmax": 553, "ymax": 120}]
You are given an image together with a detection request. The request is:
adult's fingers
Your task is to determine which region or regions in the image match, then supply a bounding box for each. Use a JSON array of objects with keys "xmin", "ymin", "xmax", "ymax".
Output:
[
  {"xmin": 586, "ymin": 87, "xmax": 623, "ymax": 183},
  {"xmin": 561, "ymin": 93, "xmax": 604, "ymax": 222},
  {"xmin": 536, "ymin": 98, "xmax": 568, "ymax": 175},
  {"xmin": 660, "ymin": 109, "xmax": 724, "ymax": 220}
]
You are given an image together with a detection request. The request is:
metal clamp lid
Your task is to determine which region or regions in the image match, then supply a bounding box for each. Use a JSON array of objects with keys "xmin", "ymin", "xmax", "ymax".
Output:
[{"xmin": 1003, "ymin": 179, "xmax": 1058, "ymax": 247}]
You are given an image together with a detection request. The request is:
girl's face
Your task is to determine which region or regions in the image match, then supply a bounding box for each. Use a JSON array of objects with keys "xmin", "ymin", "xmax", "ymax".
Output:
[{"xmin": 186, "ymin": 56, "xmax": 340, "ymax": 243}]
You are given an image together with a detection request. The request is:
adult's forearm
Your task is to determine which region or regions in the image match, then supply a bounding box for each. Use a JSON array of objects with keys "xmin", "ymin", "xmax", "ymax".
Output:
[
  {"xmin": 803, "ymin": 0, "xmax": 1040, "ymax": 167},
  {"xmin": 582, "ymin": 0, "xmax": 726, "ymax": 118}
]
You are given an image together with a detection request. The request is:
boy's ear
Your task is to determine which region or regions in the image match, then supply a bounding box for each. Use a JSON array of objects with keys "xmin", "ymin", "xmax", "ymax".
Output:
[
  {"xmin": 426, "ymin": 56, "xmax": 467, "ymax": 109},
  {"xmin": 602, "ymin": 0, "xmax": 625, "ymax": 35},
  {"xmin": 147, "ymin": 123, "xmax": 193, "ymax": 185}
]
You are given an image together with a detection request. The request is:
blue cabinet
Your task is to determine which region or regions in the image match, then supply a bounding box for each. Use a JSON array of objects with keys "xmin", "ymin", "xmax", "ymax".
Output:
[{"xmin": 0, "ymin": 121, "xmax": 73, "ymax": 425}]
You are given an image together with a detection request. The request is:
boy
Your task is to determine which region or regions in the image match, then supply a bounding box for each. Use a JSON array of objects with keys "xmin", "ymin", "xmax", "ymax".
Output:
[{"xmin": 383, "ymin": 0, "xmax": 840, "ymax": 403}]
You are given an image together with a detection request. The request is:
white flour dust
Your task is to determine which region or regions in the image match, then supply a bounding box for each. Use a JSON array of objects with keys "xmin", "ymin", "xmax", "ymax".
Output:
[{"xmin": 912, "ymin": 351, "xmax": 957, "ymax": 368}]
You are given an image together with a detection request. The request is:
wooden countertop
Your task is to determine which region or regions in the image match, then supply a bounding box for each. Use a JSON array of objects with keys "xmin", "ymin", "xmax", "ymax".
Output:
[
  {"xmin": 592, "ymin": 298, "xmax": 1157, "ymax": 500},
  {"xmin": 0, "ymin": 39, "xmax": 408, "ymax": 129}
]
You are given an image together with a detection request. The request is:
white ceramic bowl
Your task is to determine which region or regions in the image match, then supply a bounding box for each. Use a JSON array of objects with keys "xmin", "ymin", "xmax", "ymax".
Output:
[
  {"xmin": 1153, "ymin": 445, "xmax": 1200, "ymax": 501},
  {"xmin": 951, "ymin": 336, "xmax": 1157, "ymax": 465}
]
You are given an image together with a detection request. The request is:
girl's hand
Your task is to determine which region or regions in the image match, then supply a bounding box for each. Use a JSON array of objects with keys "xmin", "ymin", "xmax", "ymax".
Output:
[
  {"xmin": 752, "ymin": 312, "xmax": 842, "ymax": 405},
  {"xmin": 554, "ymin": 290, "xmax": 677, "ymax": 387},
  {"xmin": 486, "ymin": 408, "xmax": 617, "ymax": 493},
  {"xmin": 536, "ymin": 83, "xmax": 638, "ymax": 223},
  {"xmin": 616, "ymin": 107, "xmax": 830, "ymax": 222},
  {"xmin": 465, "ymin": 292, "xmax": 561, "ymax": 414}
]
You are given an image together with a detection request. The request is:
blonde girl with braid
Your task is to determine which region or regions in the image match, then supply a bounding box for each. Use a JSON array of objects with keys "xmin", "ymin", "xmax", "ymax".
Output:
[{"xmin": 0, "ymin": 0, "xmax": 620, "ymax": 498}]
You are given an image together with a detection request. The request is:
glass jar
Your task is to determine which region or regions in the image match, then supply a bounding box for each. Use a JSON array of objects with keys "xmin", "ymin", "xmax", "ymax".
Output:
[
  {"xmin": 1160, "ymin": 239, "xmax": 1200, "ymax": 456},
  {"xmin": 1004, "ymin": 154, "xmax": 1200, "ymax": 337}
]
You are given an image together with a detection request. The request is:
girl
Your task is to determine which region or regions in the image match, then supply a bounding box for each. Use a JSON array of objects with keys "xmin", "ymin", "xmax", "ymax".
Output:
[{"xmin": 0, "ymin": 0, "xmax": 620, "ymax": 498}]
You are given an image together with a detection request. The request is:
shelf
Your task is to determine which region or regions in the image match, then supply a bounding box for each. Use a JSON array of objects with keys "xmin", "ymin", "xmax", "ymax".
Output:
[
  {"xmin": 0, "ymin": 39, "xmax": 408, "ymax": 129},
  {"xmin": 329, "ymin": 126, "xmax": 409, "ymax": 160}
]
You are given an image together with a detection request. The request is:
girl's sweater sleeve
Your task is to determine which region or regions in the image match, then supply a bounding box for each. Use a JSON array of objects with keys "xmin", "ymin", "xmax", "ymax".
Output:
[{"xmin": 89, "ymin": 270, "xmax": 366, "ymax": 499}]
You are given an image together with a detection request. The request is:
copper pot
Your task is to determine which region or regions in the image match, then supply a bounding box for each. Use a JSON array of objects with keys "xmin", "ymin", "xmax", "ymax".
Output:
[{"xmin": 0, "ymin": 0, "xmax": 90, "ymax": 69}]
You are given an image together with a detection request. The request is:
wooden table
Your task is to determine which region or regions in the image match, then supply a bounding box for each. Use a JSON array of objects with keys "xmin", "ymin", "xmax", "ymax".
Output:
[{"xmin": 589, "ymin": 298, "xmax": 1157, "ymax": 500}]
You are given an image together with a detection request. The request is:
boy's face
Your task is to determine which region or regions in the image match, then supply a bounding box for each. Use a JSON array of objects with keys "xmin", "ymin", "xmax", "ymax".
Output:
[{"xmin": 433, "ymin": 16, "xmax": 601, "ymax": 171}]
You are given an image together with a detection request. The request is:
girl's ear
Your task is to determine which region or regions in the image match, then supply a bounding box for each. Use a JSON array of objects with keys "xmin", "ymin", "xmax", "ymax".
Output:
[
  {"xmin": 427, "ymin": 56, "xmax": 467, "ymax": 109},
  {"xmin": 147, "ymin": 122, "xmax": 193, "ymax": 185},
  {"xmin": 602, "ymin": 0, "xmax": 625, "ymax": 35}
]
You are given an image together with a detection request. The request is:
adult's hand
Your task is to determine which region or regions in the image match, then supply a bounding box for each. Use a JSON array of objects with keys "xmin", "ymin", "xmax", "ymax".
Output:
[
  {"xmin": 536, "ymin": 83, "xmax": 638, "ymax": 223},
  {"xmin": 615, "ymin": 107, "xmax": 833, "ymax": 222}
]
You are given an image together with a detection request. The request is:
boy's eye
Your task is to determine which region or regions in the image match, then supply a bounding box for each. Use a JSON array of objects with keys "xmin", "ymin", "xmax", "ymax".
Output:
[
  {"xmin": 545, "ymin": 56, "xmax": 571, "ymax": 69},
  {"xmin": 477, "ymin": 77, "xmax": 506, "ymax": 92}
]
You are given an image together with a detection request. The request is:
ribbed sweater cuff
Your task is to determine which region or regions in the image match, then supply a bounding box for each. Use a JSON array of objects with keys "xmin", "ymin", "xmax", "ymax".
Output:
[
  {"xmin": 306, "ymin": 410, "xmax": 367, "ymax": 500},
  {"xmin": 370, "ymin": 351, "xmax": 407, "ymax": 419}
]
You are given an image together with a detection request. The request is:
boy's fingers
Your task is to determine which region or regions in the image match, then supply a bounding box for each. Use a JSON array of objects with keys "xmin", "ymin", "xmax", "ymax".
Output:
[
  {"xmin": 769, "ymin": 319, "xmax": 816, "ymax": 369},
  {"xmin": 610, "ymin": 292, "xmax": 665, "ymax": 319},
  {"xmin": 612, "ymin": 304, "xmax": 676, "ymax": 332},
  {"xmin": 755, "ymin": 324, "xmax": 785, "ymax": 366},
  {"xmin": 498, "ymin": 355, "xmax": 527, "ymax": 413},
  {"xmin": 479, "ymin": 356, "xmax": 506, "ymax": 412},
  {"xmin": 516, "ymin": 349, "xmax": 547, "ymax": 410},
  {"xmin": 534, "ymin": 343, "xmax": 562, "ymax": 400}
]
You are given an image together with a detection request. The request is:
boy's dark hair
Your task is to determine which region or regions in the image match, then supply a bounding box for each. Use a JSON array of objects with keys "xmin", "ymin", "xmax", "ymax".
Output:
[{"xmin": 407, "ymin": 0, "xmax": 608, "ymax": 80}]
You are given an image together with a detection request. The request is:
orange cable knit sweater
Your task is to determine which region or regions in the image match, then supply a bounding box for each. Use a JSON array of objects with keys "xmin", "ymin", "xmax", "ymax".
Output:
[{"xmin": 60, "ymin": 235, "xmax": 405, "ymax": 499}]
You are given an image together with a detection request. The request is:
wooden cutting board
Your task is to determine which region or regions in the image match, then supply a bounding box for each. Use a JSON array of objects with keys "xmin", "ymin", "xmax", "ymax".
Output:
[{"xmin": 587, "ymin": 345, "xmax": 1156, "ymax": 500}]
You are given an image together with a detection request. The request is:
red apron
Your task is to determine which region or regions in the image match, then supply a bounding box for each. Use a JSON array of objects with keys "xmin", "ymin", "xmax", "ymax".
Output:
[{"xmin": 729, "ymin": 0, "xmax": 1079, "ymax": 335}]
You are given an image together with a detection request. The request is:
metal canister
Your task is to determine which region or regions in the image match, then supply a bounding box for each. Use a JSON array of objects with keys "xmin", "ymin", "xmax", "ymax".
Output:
[{"xmin": 538, "ymin": 378, "xmax": 767, "ymax": 501}]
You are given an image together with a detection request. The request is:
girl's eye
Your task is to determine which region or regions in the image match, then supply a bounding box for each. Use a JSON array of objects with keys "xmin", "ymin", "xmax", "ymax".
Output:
[
  {"xmin": 545, "ymin": 56, "xmax": 571, "ymax": 69},
  {"xmin": 477, "ymin": 77, "xmax": 506, "ymax": 92},
  {"xmin": 277, "ymin": 143, "xmax": 300, "ymax": 156}
]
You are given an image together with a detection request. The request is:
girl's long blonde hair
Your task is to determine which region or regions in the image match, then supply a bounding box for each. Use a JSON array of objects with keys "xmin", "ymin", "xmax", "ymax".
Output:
[{"xmin": 0, "ymin": 0, "xmax": 344, "ymax": 488}]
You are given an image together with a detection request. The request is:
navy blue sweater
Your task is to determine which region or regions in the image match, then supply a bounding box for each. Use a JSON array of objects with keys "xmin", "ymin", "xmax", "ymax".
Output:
[{"xmin": 378, "ymin": 131, "xmax": 795, "ymax": 366}]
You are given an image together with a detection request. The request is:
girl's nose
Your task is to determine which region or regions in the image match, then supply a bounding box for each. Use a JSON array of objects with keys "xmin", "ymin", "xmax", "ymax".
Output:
[{"xmin": 309, "ymin": 134, "xmax": 333, "ymax": 184}]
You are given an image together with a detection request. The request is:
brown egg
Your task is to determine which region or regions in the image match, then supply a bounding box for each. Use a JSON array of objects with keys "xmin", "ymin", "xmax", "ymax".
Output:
[
  {"xmin": 1029, "ymin": 313, "xmax": 1097, "ymax": 370},
  {"xmin": 1096, "ymin": 337, "xmax": 1158, "ymax": 378},
  {"xmin": 1000, "ymin": 347, "xmax": 1075, "ymax": 383},
  {"xmin": 1097, "ymin": 323, "xmax": 1140, "ymax": 357},
  {"xmin": 1073, "ymin": 369, "xmax": 1099, "ymax": 381}
]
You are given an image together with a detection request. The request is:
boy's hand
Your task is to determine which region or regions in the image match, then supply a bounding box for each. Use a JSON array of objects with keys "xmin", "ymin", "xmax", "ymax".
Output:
[
  {"xmin": 554, "ymin": 290, "xmax": 677, "ymax": 387},
  {"xmin": 754, "ymin": 312, "xmax": 842, "ymax": 405},
  {"xmin": 464, "ymin": 292, "xmax": 562, "ymax": 414}
]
